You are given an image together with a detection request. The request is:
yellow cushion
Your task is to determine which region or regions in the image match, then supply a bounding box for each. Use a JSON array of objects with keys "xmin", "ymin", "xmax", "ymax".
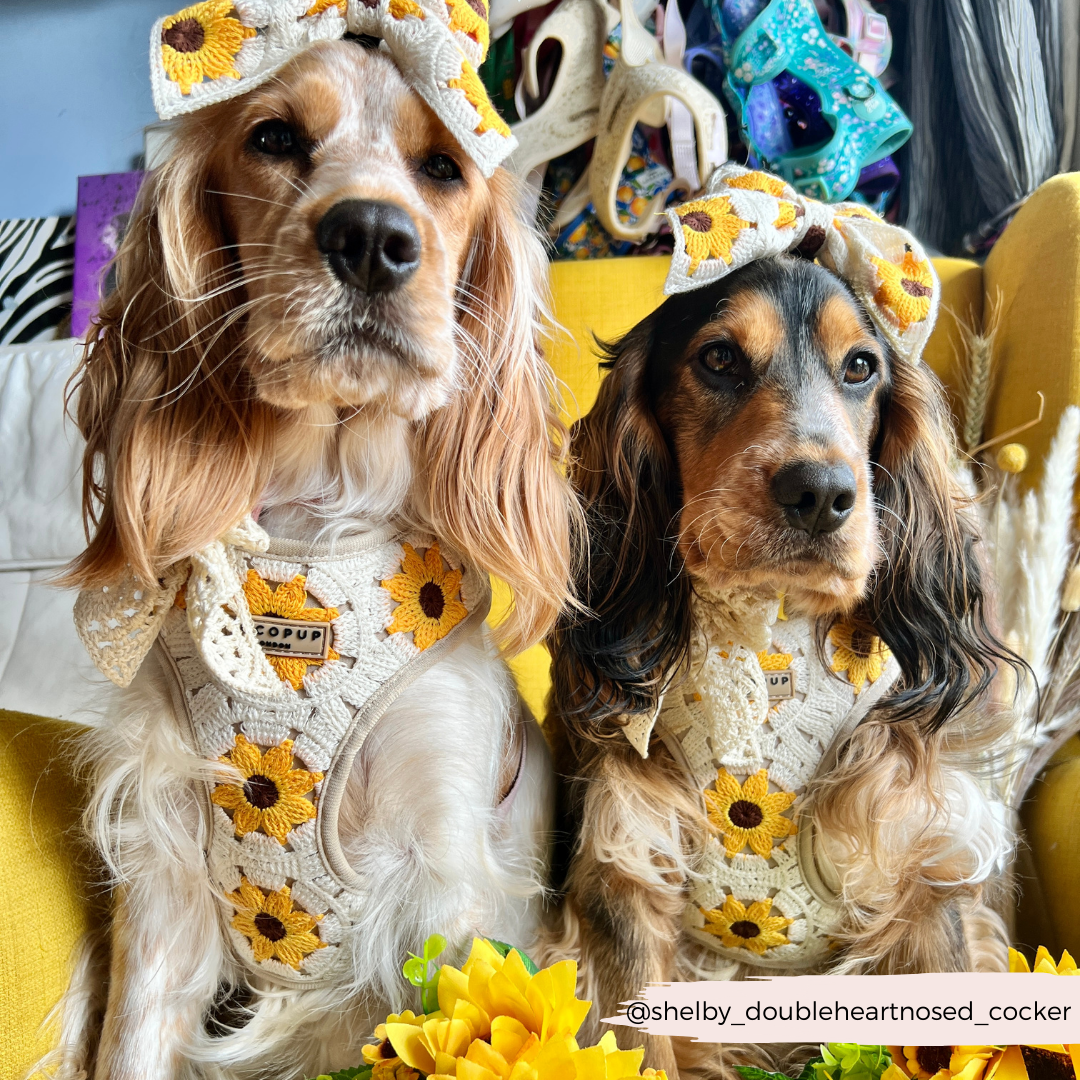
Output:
[
  {"xmin": 506, "ymin": 253, "xmax": 983, "ymax": 722},
  {"xmin": 984, "ymin": 173, "xmax": 1080, "ymax": 485},
  {"xmin": 0, "ymin": 711, "xmax": 100, "ymax": 1076}
]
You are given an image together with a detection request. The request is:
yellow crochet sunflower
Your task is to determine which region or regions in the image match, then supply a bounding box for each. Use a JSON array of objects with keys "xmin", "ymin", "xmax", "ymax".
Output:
[
  {"xmin": 829, "ymin": 622, "xmax": 891, "ymax": 692},
  {"xmin": 704, "ymin": 768, "xmax": 797, "ymax": 858},
  {"xmin": 304, "ymin": 0, "xmax": 346, "ymax": 14},
  {"xmin": 210, "ymin": 734, "xmax": 322, "ymax": 844},
  {"xmin": 699, "ymin": 895, "xmax": 792, "ymax": 956},
  {"xmin": 727, "ymin": 171, "xmax": 787, "ymax": 197},
  {"xmin": 757, "ymin": 649, "xmax": 794, "ymax": 671},
  {"xmin": 242, "ymin": 569, "xmax": 339, "ymax": 690},
  {"xmin": 382, "ymin": 541, "xmax": 468, "ymax": 650},
  {"xmin": 226, "ymin": 877, "xmax": 326, "ymax": 970},
  {"xmin": 892, "ymin": 1047, "xmax": 1001, "ymax": 1080},
  {"xmin": 446, "ymin": 0, "xmax": 490, "ymax": 57},
  {"xmin": 160, "ymin": 0, "xmax": 257, "ymax": 96},
  {"xmin": 389, "ymin": 0, "xmax": 426, "ymax": 17},
  {"xmin": 870, "ymin": 247, "xmax": 934, "ymax": 332},
  {"xmin": 675, "ymin": 197, "xmax": 753, "ymax": 274},
  {"xmin": 448, "ymin": 60, "xmax": 510, "ymax": 136}
]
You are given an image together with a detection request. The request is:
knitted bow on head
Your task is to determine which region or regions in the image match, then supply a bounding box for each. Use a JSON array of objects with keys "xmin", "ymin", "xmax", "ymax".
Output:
[
  {"xmin": 665, "ymin": 163, "xmax": 939, "ymax": 365},
  {"xmin": 151, "ymin": 0, "xmax": 513, "ymax": 176}
]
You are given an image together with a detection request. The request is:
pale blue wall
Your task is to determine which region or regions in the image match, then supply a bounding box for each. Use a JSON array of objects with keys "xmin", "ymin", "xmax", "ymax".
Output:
[{"xmin": 1, "ymin": 0, "xmax": 168, "ymax": 219}]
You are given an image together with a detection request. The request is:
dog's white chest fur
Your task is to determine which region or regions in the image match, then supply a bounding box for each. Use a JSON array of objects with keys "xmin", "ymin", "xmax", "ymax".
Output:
[
  {"xmin": 156, "ymin": 528, "xmax": 490, "ymax": 985},
  {"xmin": 657, "ymin": 599, "xmax": 901, "ymax": 971}
]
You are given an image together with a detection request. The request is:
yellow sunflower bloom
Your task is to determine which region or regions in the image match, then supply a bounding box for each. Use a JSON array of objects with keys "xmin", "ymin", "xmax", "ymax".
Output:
[
  {"xmin": 773, "ymin": 201, "xmax": 805, "ymax": 230},
  {"xmin": 305, "ymin": 0, "xmax": 346, "ymax": 14},
  {"xmin": 389, "ymin": 0, "xmax": 427, "ymax": 16},
  {"xmin": 675, "ymin": 197, "xmax": 753, "ymax": 274},
  {"xmin": 226, "ymin": 876, "xmax": 326, "ymax": 970},
  {"xmin": 699, "ymin": 895, "xmax": 793, "ymax": 955},
  {"xmin": 896, "ymin": 1047, "xmax": 1002, "ymax": 1080},
  {"xmin": 243, "ymin": 569, "xmax": 339, "ymax": 689},
  {"xmin": 210, "ymin": 733, "xmax": 322, "ymax": 844},
  {"xmin": 727, "ymin": 171, "xmax": 788, "ymax": 197},
  {"xmin": 870, "ymin": 248, "xmax": 934, "ymax": 332},
  {"xmin": 160, "ymin": 0, "xmax": 257, "ymax": 96},
  {"xmin": 448, "ymin": 61, "xmax": 510, "ymax": 137},
  {"xmin": 446, "ymin": 0, "xmax": 490, "ymax": 57},
  {"xmin": 382, "ymin": 541, "xmax": 469, "ymax": 650},
  {"xmin": 757, "ymin": 649, "xmax": 794, "ymax": 671},
  {"xmin": 704, "ymin": 768, "xmax": 797, "ymax": 858},
  {"xmin": 1009, "ymin": 945, "xmax": 1078, "ymax": 974},
  {"xmin": 829, "ymin": 622, "xmax": 891, "ymax": 692},
  {"xmin": 362, "ymin": 1013, "xmax": 428, "ymax": 1066}
]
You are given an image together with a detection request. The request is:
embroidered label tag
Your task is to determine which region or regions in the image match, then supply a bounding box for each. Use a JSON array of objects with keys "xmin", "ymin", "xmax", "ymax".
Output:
[
  {"xmin": 765, "ymin": 669, "xmax": 795, "ymax": 700},
  {"xmin": 253, "ymin": 617, "xmax": 331, "ymax": 660}
]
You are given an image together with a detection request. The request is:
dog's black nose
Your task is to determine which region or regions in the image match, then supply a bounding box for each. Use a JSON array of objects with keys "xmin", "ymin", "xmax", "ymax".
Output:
[
  {"xmin": 317, "ymin": 199, "xmax": 420, "ymax": 293},
  {"xmin": 772, "ymin": 460, "xmax": 856, "ymax": 535}
]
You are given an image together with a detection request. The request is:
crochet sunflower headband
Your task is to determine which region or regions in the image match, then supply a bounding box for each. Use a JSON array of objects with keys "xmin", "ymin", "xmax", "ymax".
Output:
[
  {"xmin": 152, "ymin": 0, "xmax": 513, "ymax": 177},
  {"xmin": 664, "ymin": 163, "xmax": 939, "ymax": 365}
]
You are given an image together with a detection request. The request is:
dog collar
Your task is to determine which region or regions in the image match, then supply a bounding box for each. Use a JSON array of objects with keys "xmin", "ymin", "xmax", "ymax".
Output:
[
  {"xmin": 664, "ymin": 162, "xmax": 939, "ymax": 366},
  {"xmin": 150, "ymin": 0, "xmax": 514, "ymax": 177}
]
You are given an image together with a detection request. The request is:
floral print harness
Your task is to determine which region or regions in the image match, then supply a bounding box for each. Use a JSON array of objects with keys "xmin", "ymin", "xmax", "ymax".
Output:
[
  {"xmin": 652, "ymin": 596, "xmax": 901, "ymax": 972},
  {"xmin": 148, "ymin": 526, "xmax": 489, "ymax": 985}
]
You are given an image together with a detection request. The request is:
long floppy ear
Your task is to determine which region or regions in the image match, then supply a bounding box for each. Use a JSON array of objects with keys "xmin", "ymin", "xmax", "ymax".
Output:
[
  {"xmin": 419, "ymin": 168, "xmax": 580, "ymax": 654},
  {"xmin": 858, "ymin": 356, "xmax": 1014, "ymax": 732},
  {"xmin": 62, "ymin": 120, "xmax": 275, "ymax": 591},
  {"xmin": 548, "ymin": 316, "xmax": 692, "ymax": 742}
]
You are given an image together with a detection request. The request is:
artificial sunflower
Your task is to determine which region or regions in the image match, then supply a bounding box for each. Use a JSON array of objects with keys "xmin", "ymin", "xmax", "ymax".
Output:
[
  {"xmin": 829, "ymin": 623, "xmax": 891, "ymax": 692},
  {"xmin": 160, "ymin": 0, "xmax": 257, "ymax": 96},
  {"xmin": 382, "ymin": 541, "xmax": 468, "ymax": 651},
  {"xmin": 1009, "ymin": 945, "xmax": 1078, "ymax": 974},
  {"xmin": 448, "ymin": 61, "xmax": 510, "ymax": 137},
  {"xmin": 869, "ymin": 248, "xmax": 934, "ymax": 333},
  {"xmin": 727, "ymin": 171, "xmax": 788, "ymax": 197},
  {"xmin": 210, "ymin": 733, "xmax": 322, "ymax": 844},
  {"xmin": 446, "ymin": 0, "xmax": 490, "ymax": 57},
  {"xmin": 699, "ymin": 894, "xmax": 793, "ymax": 956},
  {"xmin": 243, "ymin": 569, "xmax": 340, "ymax": 690},
  {"xmin": 363, "ymin": 1013, "xmax": 427, "ymax": 1066},
  {"xmin": 704, "ymin": 768, "xmax": 797, "ymax": 858},
  {"xmin": 893, "ymin": 1047, "xmax": 1001, "ymax": 1080},
  {"xmin": 675, "ymin": 197, "xmax": 753, "ymax": 274},
  {"xmin": 226, "ymin": 876, "xmax": 326, "ymax": 970}
]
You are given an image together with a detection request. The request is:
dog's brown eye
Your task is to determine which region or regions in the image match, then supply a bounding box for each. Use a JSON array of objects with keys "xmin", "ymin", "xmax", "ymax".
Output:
[
  {"xmin": 843, "ymin": 352, "xmax": 877, "ymax": 385},
  {"xmin": 699, "ymin": 343, "xmax": 740, "ymax": 376},
  {"xmin": 422, "ymin": 154, "xmax": 462, "ymax": 182},
  {"xmin": 250, "ymin": 119, "xmax": 301, "ymax": 157}
]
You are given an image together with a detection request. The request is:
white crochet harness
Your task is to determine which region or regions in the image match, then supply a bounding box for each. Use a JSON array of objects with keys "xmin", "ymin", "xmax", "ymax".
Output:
[
  {"xmin": 75, "ymin": 521, "xmax": 489, "ymax": 985},
  {"xmin": 630, "ymin": 592, "xmax": 901, "ymax": 971}
]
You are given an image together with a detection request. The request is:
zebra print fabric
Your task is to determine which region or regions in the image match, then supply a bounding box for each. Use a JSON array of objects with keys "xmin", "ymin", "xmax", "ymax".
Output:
[{"xmin": 0, "ymin": 217, "xmax": 75, "ymax": 345}]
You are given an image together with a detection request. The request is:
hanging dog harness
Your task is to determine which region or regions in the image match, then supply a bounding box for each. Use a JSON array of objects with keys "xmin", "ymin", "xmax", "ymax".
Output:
[
  {"xmin": 75, "ymin": 519, "xmax": 493, "ymax": 985},
  {"xmin": 624, "ymin": 591, "xmax": 901, "ymax": 970}
]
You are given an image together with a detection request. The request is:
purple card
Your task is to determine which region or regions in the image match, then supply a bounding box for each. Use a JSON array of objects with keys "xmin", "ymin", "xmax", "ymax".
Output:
[{"xmin": 73, "ymin": 171, "xmax": 145, "ymax": 338}]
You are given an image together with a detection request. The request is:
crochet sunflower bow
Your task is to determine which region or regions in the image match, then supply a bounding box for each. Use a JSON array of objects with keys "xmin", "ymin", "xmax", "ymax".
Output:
[
  {"xmin": 665, "ymin": 163, "xmax": 939, "ymax": 365},
  {"xmin": 151, "ymin": 0, "xmax": 512, "ymax": 176}
]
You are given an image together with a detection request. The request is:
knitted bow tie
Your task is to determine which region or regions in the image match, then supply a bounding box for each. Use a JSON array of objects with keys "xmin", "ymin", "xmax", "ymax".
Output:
[
  {"xmin": 151, "ymin": 0, "xmax": 513, "ymax": 177},
  {"xmin": 664, "ymin": 163, "xmax": 939, "ymax": 365}
]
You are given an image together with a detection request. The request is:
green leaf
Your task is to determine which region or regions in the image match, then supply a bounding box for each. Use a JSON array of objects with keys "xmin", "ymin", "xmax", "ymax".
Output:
[
  {"xmin": 486, "ymin": 939, "xmax": 540, "ymax": 975},
  {"xmin": 733, "ymin": 1068, "xmax": 791, "ymax": 1080},
  {"xmin": 402, "ymin": 957, "xmax": 426, "ymax": 987},
  {"xmin": 306, "ymin": 1067, "xmax": 374, "ymax": 1080},
  {"xmin": 423, "ymin": 934, "xmax": 448, "ymax": 963}
]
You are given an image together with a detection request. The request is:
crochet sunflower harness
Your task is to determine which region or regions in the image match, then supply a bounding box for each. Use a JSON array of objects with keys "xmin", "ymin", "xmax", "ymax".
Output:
[
  {"xmin": 622, "ymin": 591, "xmax": 901, "ymax": 972},
  {"xmin": 74, "ymin": 518, "xmax": 490, "ymax": 985}
]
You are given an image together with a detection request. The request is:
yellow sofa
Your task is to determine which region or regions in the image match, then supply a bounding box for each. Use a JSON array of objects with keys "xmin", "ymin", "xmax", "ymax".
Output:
[{"xmin": 5, "ymin": 174, "xmax": 1080, "ymax": 1076}]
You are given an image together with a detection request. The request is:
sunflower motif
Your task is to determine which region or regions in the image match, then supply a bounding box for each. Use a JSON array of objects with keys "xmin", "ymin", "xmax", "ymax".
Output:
[
  {"xmin": 893, "ymin": 1047, "xmax": 1002, "ymax": 1080},
  {"xmin": 382, "ymin": 541, "xmax": 468, "ymax": 650},
  {"xmin": 829, "ymin": 622, "xmax": 891, "ymax": 692},
  {"xmin": 389, "ymin": 0, "xmax": 426, "ymax": 18},
  {"xmin": 362, "ymin": 1012, "xmax": 426, "ymax": 1067},
  {"xmin": 704, "ymin": 768, "xmax": 797, "ymax": 858},
  {"xmin": 210, "ymin": 733, "xmax": 322, "ymax": 844},
  {"xmin": 699, "ymin": 895, "xmax": 793, "ymax": 955},
  {"xmin": 304, "ymin": 0, "xmax": 346, "ymax": 13},
  {"xmin": 160, "ymin": 0, "xmax": 257, "ymax": 96},
  {"xmin": 728, "ymin": 172, "xmax": 787, "ymax": 197},
  {"xmin": 242, "ymin": 569, "xmax": 339, "ymax": 690},
  {"xmin": 773, "ymin": 201, "xmax": 804, "ymax": 230},
  {"xmin": 835, "ymin": 204, "xmax": 880, "ymax": 221},
  {"xmin": 757, "ymin": 649, "xmax": 794, "ymax": 671},
  {"xmin": 446, "ymin": 0, "xmax": 490, "ymax": 57},
  {"xmin": 870, "ymin": 247, "xmax": 934, "ymax": 332},
  {"xmin": 226, "ymin": 877, "xmax": 326, "ymax": 970},
  {"xmin": 448, "ymin": 60, "xmax": 510, "ymax": 136},
  {"xmin": 675, "ymin": 197, "xmax": 753, "ymax": 274}
]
